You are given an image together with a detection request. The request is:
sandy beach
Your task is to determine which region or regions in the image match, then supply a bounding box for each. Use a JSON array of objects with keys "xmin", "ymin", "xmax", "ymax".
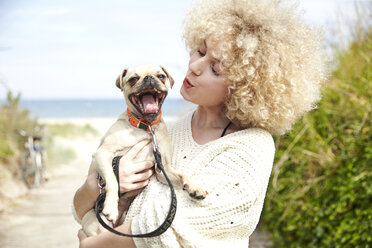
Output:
[
  {"xmin": 40, "ymin": 117, "xmax": 117, "ymax": 135},
  {"xmin": 40, "ymin": 116, "xmax": 178, "ymax": 135}
]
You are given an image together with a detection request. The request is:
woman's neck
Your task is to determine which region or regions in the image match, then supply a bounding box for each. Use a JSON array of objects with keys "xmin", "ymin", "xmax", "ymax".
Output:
[
  {"xmin": 190, "ymin": 105, "xmax": 235, "ymax": 145},
  {"xmin": 193, "ymin": 105, "xmax": 230, "ymax": 129}
]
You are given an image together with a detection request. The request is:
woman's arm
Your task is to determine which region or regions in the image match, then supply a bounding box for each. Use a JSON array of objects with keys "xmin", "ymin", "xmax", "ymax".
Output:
[
  {"xmin": 73, "ymin": 172, "xmax": 101, "ymax": 221},
  {"xmin": 78, "ymin": 221, "xmax": 136, "ymax": 248}
]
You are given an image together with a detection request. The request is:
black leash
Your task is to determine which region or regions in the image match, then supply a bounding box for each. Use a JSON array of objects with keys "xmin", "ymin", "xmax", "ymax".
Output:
[{"xmin": 94, "ymin": 123, "xmax": 177, "ymax": 237}]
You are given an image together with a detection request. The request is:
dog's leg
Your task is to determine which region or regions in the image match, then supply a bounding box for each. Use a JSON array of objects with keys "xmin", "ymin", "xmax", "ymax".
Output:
[
  {"xmin": 158, "ymin": 153, "xmax": 208, "ymax": 200},
  {"xmin": 93, "ymin": 150, "xmax": 119, "ymax": 223},
  {"xmin": 81, "ymin": 210, "xmax": 108, "ymax": 236},
  {"xmin": 180, "ymin": 173, "xmax": 209, "ymax": 200},
  {"xmin": 157, "ymin": 168, "xmax": 208, "ymax": 200}
]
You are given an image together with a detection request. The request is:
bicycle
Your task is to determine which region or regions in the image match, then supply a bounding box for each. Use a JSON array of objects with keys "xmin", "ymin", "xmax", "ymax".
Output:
[{"xmin": 17, "ymin": 127, "xmax": 46, "ymax": 188}]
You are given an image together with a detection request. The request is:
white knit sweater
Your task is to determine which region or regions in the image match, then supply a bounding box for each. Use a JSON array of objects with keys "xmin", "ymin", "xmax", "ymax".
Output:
[{"xmin": 124, "ymin": 111, "xmax": 275, "ymax": 248}]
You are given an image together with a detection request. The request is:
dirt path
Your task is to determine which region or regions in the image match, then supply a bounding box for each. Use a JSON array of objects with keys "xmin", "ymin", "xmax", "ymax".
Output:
[
  {"xmin": 0, "ymin": 129, "xmax": 97, "ymax": 248},
  {"xmin": 0, "ymin": 158, "xmax": 89, "ymax": 248}
]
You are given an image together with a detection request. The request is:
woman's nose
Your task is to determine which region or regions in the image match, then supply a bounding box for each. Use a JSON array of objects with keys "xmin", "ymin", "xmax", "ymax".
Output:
[{"xmin": 189, "ymin": 57, "xmax": 204, "ymax": 76}]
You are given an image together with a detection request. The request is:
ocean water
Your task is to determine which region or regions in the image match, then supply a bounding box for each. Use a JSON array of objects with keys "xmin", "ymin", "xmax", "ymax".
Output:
[{"xmin": 18, "ymin": 98, "xmax": 196, "ymax": 118}]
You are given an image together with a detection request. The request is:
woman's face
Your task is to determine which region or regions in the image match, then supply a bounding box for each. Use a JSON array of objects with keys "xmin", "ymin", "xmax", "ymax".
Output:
[{"xmin": 180, "ymin": 39, "xmax": 228, "ymax": 108}]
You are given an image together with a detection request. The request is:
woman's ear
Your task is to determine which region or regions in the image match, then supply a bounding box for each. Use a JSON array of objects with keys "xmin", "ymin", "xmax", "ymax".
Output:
[
  {"xmin": 115, "ymin": 68, "xmax": 128, "ymax": 90},
  {"xmin": 160, "ymin": 66, "xmax": 174, "ymax": 88}
]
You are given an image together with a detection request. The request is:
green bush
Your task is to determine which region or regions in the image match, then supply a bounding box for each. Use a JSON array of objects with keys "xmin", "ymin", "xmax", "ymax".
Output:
[
  {"xmin": 261, "ymin": 29, "xmax": 372, "ymax": 246},
  {"xmin": 0, "ymin": 91, "xmax": 38, "ymax": 162},
  {"xmin": 0, "ymin": 91, "xmax": 97, "ymax": 167}
]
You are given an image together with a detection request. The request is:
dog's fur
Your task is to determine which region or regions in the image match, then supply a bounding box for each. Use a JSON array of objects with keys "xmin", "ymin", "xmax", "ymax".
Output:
[{"xmin": 75, "ymin": 65, "xmax": 207, "ymax": 236}]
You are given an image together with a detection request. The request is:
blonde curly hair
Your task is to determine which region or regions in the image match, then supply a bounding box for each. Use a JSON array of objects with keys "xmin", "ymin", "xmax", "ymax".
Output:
[{"xmin": 183, "ymin": 0, "xmax": 327, "ymax": 135}]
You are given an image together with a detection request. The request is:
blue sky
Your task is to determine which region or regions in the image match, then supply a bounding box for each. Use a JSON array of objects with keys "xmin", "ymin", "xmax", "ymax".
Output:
[{"xmin": 0, "ymin": 0, "xmax": 362, "ymax": 99}]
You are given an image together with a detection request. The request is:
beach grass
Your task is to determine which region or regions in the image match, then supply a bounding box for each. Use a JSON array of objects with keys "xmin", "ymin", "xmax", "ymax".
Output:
[
  {"xmin": 46, "ymin": 122, "xmax": 98, "ymax": 138},
  {"xmin": 43, "ymin": 122, "xmax": 99, "ymax": 166},
  {"xmin": 0, "ymin": 91, "xmax": 100, "ymax": 168}
]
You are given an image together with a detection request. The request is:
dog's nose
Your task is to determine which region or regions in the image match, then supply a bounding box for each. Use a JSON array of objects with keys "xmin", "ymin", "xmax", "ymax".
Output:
[{"xmin": 144, "ymin": 75, "xmax": 154, "ymax": 82}]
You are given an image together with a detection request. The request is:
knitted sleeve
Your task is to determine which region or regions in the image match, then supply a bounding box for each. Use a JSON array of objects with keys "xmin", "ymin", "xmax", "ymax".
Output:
[{"xmin": 130, "ymin": 129, "xmax": 275, "ymax": 248}]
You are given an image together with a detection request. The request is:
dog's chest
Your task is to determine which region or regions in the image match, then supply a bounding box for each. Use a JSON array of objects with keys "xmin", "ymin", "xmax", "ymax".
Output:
[{"xmin": 103, "ymin": 119, "xmax": 155, "ymax": 161}]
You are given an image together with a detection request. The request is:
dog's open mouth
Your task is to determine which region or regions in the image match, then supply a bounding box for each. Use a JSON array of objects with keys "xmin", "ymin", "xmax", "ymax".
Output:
[{"xmin": 130, "ymin": 87, "xmax": 166, "ymax": 116}]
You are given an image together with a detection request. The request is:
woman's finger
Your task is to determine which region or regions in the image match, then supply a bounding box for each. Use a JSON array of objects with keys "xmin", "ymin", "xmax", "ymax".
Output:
[
  {"xmin": 119, "ymin": 171, "xmax": 152, "ymax": 191},
  {"xmin": 122, "ymin": 179, "xmax": 150, "ymax": 192},
  {"xmin": 130, "ymin": 179, "xmax": 150, "ymax": 190},
  {"xmin": 131, "ymin": 168, "xmax": 154, "ymax": 182},
  {"xmin": 128, "ymin": 160, "xmax": 154, "ymax": 174},
  {"xmin": 124, "ymin": 139, "xmax": 151, "ymax": 160}
]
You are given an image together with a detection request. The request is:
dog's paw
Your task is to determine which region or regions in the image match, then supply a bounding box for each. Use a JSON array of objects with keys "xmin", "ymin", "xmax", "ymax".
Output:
[
  {"xmin": 81, "ymin": 210, "xmax": 109, "ymax": 236},
  {"xmin": 83, "ymin": 220, "xmax": 108, "ymax": 237},
  {"xmin": 183, "ymin": 183, "xmax": 208, "ymax": 200},
  {"xmin": 102, "ymin": 199, "xmax": 119, "ymax": 222}
]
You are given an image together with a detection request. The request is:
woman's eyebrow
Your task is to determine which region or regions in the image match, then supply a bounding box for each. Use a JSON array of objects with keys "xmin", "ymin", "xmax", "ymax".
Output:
[{"xmin": 204, "ymin": 39, "xmax": 221, "ymax": 62}]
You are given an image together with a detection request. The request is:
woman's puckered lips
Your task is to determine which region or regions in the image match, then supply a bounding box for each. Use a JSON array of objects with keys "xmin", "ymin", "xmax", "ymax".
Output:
[{"xmin": 183, "ymin": 77, "xmax": 194, "ymax": 88}]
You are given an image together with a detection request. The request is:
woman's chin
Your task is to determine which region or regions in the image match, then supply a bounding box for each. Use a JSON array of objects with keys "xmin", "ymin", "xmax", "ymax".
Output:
[
  {"xmin": 180, "ymin": 86, "xmax": 199, "ymax": 105},
  {"xmin": 180, "ymin": 86, "xmax": 189, "ymax": 101}
]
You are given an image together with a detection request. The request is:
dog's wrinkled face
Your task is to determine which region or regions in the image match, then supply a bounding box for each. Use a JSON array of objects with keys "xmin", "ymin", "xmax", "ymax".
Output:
[{"xmin": 116, "ymin": 65, "xmax": 174, "ymax": 122}]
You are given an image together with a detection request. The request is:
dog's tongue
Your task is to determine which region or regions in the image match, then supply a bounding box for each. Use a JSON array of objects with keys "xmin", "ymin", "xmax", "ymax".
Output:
[{"xmin": 141, "ymin": 94, "xmax": 158, "ymax": 114}]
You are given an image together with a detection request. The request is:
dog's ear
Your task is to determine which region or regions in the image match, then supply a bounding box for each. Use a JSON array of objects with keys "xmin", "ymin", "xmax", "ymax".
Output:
[
  {"xmin": 116, "ymin": 68, "xmax": 128, "ymax": 91},
  {"xmin": 160, "ymin": 66, "xmax": 174, "ymax": 88}
]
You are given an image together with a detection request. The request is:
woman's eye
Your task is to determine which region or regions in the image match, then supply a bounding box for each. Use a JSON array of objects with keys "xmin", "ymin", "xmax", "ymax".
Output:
[
  {"xmin": 197, "ymin": 49, "xmax": 205, "ymax": 56},
  {"xmin": 211, "ymin": 64, "xmax": 220, "ymax": 76}
]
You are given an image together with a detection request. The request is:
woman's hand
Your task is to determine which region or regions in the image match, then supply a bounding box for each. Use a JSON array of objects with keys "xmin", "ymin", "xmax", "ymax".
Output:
[
  {"xmin": 73, "ymin": 139, "xmax": 154, "ymax": 222},
  {"xmin": 117, "ymin": 139, "xmax": 154, "ymax": 194}
]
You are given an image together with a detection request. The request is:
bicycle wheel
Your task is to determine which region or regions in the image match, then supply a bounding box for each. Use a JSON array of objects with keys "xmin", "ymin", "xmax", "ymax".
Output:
[
  {"xmin": 20, "ymin": 151, "xmax": 41, "ymax": 188},
  {"xmin": 33, "ymin": 152, "xmax": 42, "ymax": 188},
  {"xmin": 20, "ymin": 151, "xmax": 33, "ymax": 187}
]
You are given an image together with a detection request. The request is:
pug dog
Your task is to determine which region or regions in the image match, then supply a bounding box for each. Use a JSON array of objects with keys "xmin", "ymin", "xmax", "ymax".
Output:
[{"xmin": 73, "ymin": 65, "xmax": 208, "ymax": 236}]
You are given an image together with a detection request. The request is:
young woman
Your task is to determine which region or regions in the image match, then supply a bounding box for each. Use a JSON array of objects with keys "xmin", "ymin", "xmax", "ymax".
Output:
[{"xmin": 74, "ymin": 0, "xmax": 325, "ymax": 247}]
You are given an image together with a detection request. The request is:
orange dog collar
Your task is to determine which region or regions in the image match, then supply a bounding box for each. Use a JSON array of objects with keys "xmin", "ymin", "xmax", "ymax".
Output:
[{"xmin": 127, "ymin": 108, "xmax": 161, "ymax": 132}]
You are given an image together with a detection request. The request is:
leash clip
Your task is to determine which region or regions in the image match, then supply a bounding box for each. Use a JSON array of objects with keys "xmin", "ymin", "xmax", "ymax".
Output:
[
  {"xmin": 148, "ymin": 123, "xmax": 159, "ymax": 171},
  {"xmin": 97, "ymin": 174, "xmax": 105, "ymax": 194},
  {"xmin": 148, "ymin": 123, "xmax": 158, "ymax": 151}
]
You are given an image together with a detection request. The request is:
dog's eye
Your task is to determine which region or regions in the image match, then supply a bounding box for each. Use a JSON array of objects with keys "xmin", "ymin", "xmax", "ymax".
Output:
[
  {"xmin": 157, "ymin": 74, "xmax": 166, "ymax": 80},
  {"xmin": 128, "ymin": 77, "xmax": 139, "ymax": 84}
]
